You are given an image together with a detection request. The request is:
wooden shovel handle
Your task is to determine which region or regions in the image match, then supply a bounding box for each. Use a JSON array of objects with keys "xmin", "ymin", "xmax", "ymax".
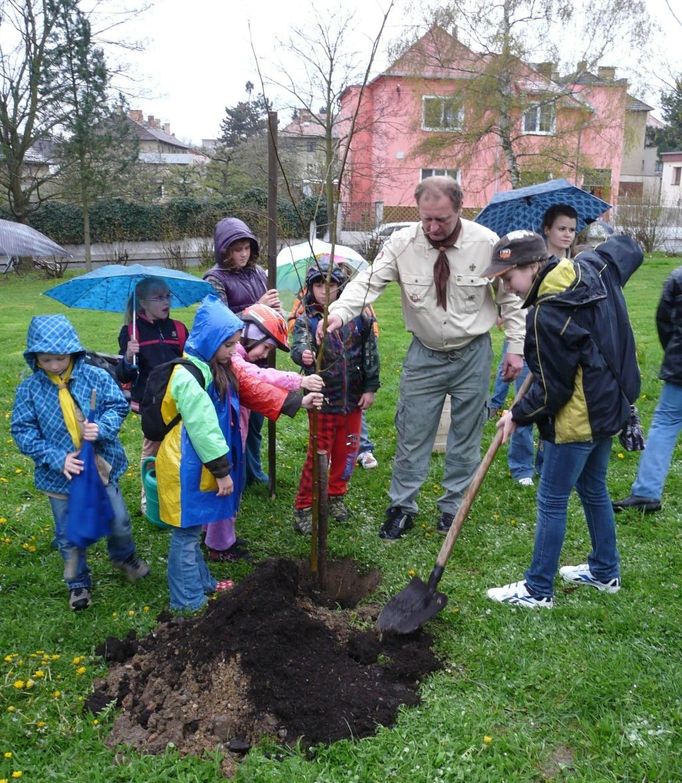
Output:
[{"xmin": 435, "ymin": 372, "xmax": 534, "ymax": 570}]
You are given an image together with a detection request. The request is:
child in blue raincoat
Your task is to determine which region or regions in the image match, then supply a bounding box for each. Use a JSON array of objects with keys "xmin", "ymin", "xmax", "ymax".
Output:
[
  {"xmin": 11, "ymin": 315, "xmax": 149, "ymax": 611},
  {"xmin": 155, "ymin": 295, "xmax": 322, "ymax": 611}
]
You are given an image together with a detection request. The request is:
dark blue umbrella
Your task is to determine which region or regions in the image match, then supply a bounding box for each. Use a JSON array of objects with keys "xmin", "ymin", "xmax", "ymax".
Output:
[
  {"xmin": 66, "ymin": 392, "xmax": 114, "ymax": 549},
  {"xmin": 474, "ymin": 179, "xmax": 611, "ymax": 236}
]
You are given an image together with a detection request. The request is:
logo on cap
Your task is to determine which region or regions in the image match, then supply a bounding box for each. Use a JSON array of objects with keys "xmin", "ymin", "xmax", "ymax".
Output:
[{"xmin": 499, "ymin": 249, "xmax": 512, "ymax": 260}]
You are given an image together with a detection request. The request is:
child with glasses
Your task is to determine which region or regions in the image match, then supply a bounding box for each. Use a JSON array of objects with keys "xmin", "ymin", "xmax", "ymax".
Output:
[{"xmin": 117, "ymin": 278, "xmax": 189, "ymax": 512}]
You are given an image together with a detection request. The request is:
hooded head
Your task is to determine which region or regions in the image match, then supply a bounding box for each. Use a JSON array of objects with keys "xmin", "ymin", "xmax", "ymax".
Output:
[
  {"xmin": 23, "ymin": 315, "xmax": 85, "ymax": 371},
  {"xmin": 304, "ymin": 261, "xmax": 347, "ymax": 307},
  {"xmin": 184, "ymin": 295, "xmax": 243, "ymax": 363},
  {"xmin": 213, "ymin": 217, "xmax": 259, "ymax": 268}
]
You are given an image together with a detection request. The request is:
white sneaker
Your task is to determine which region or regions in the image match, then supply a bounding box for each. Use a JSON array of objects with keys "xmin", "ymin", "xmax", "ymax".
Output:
[
  {"xmin": 517, "ymin": 477, "xmax": 534, "ymax": 487},
  {"xmin": 357, "ymin": 451, "xmax": 378, "ymax": 469},
  {"xmin": 559, "ymin": 564, "xmax": 621, "ymax": 593},
  {"xmin": 486, "ymin": 580, "xmax": 554, "ymax": 608}
]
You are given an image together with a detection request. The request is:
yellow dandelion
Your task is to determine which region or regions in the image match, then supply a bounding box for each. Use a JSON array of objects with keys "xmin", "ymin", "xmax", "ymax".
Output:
[
  {"xmin": 617, "ymin": 452, "xmax": 625, "ymax": 460},
  {"xmin": 13, "ymin": 681, "xmax": 24, "ymax": 690},
  {"xmin": 111, "ymin": 612, "xmax": 118, "ymax": 618},
  {"xmin": 4, "ymin": 752, "xmax": 12, "ymax": 758},
  {"xmin": 71, "ymin": 656, "xmax": 84, "ymax": 665},
  {"xmin": 0, "ymin": 477, "xmax": 8, "ymax": 483},
  {"xmin": 143, "ymin": 606, "xmax": 150, "ymax": 612},
  {"xmin": 407, "ymin": 569, "xmax": 416, "ymax": 577},
  {"xmin": 510, "ymin": 519, "xmax": 518, "ymax": 526},
  {"xmin": 24, "ymin": 679, "xmax": 35, "ymax": 690},
  {"xmin": 33, "ymin": 670, "xmax": 44, "ymax": 679},
  {"xmin": 7, "ymin": 706, "xmax": 16, "ymax": 713},
  {"xmin": 35, "ymin": 721, "xmax": 46, "ymax": 728},
  {"xmin": 4, "ymin": 654, "xmax": 15, "ymax": 662},
  {"xmin": 93, "ymin": 719, "xmax": 100, "ymax": 726},
  {"xmin": 1, "ymin": 778, "xmax": 8, "ymax": 783},
  {"xmin": 12, "ymin": 773, "xmax": 23, "ymax": 779},
  {"xmin": 52, "ymin": 690, "xmax": 61, "ymax": 699},
  {"xmin": 75, "ymin": 666, "xmax": 87, "ymax": 676},
  {"xmin": 50, "ymin": 654, "xmax": 60, "ymax": 661},
  {"xmin": 483, "ymin": 735, "xmax": 493, "ymax": 745},
  {"xmin": 0, "ymin": 517, "xmax": 6, "ymax": 524},
  {"xmin": 14, "ymin": 468, "xmax": 22, "ymax": 474},
  {"xmin": 127, "ymin": 610, "xmax": 135, "ymax": 617}
]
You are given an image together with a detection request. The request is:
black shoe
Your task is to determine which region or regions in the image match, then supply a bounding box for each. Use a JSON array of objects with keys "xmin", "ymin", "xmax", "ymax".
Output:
[
  {"xmin": 378, "ymin": 507, "xmax": 414, "ymax": 540},
  {"xmin": 612, "ymin": 495, "xmax": 661, "ymax": 513},
  {"xmin": 437, "ymin": 512, "xmax": 455, "ymax": 535}
]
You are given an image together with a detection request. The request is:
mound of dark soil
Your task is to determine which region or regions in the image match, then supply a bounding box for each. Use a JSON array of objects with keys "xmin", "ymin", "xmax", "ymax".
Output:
[{"xmin": 88, "ymin": 558, "xmax": 441, "ymax": 774}]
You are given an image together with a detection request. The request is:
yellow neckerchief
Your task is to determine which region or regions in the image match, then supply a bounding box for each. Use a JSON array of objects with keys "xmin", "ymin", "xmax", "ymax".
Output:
[{"xmin": 45, "ymin": 360, "xmax": 81, "ymax": 448}]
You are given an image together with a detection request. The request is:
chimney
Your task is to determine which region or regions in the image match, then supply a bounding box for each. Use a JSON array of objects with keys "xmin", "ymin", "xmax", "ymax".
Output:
[
  {"xmin": 535, "ymin": 62, "xmax": 555, "ymax": 80},
  {"xmin": 576, "ymin": 60, "xmax": 588, "ymax": 74},
  {"xmin": 598, "ymin": 66, "xmax": 616, "ymax": 81},
  {"xmin": 128, "ymin": 109, "xmax": 143, "ymax": 122},
  {"xmin": 162, "ymin": 122, "xmax": 171, "ymax": 134},
  {"xmin": 147, "ymin": 115, "xmax": 161, "ymax": 129}
]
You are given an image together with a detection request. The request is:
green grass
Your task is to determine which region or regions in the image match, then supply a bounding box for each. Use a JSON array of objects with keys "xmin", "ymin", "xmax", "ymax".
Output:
[{"xmin": 1, "ymin": 261, "xmax": 681, "ymax": 782}]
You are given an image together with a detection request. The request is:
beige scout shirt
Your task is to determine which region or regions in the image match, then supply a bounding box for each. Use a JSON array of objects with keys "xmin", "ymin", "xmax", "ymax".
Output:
[{"xmin": 329, "ymin": 219, "xmax": 526, "ymax": 353}]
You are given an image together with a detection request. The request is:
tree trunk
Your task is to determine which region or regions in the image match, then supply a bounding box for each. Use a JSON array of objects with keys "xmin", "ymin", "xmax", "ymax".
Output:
[{"xmin": 82, "ymin": 188, "xmax": 92, "ymax": 272}]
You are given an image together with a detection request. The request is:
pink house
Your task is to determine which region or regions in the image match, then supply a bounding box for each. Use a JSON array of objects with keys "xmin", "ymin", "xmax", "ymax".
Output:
[{"xmin": 338, "ymin": 26, "xmax": 647, "ymax": 227}]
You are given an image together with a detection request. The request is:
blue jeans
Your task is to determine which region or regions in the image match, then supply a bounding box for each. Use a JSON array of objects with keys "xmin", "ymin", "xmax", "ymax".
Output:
[
  {"xmin": 631, "ymin": 381, "xmax": 682, "ymax": 500},
  {"xmin": 525, "ymin": 438, "xmax": 620, "ymax": 597},
  {"xmin": 359, "ymin": 411, "xmax": 374, "ymax": 453},
  {"xmin": 168, "ymin": 525, "xmax": 217, "ymax": 611},
  {"xmin": 245, "ymin": 411, "xmax": 268, "ymax": 484},
  {"xmin": 490, "ymin": 342, "xmax": 535, "ymax": 480},
  {"xmin": 49, "ymin": 482, "xmax": 136, "ymax": 592}
]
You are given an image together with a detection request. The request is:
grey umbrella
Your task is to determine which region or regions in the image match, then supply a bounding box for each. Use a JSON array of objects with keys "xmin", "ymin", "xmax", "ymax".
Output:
[{"xmin": 0, "ymin": 219, "xmax": 70, "ymax": 257}]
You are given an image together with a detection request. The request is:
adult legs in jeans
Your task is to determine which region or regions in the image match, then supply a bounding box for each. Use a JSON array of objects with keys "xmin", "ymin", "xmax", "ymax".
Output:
[
  {"xmin": 525, "ymin": 438, "xmax": 619, "ymax": 597},
  {"xmin": 168, "ymin": 525, "xmax": 217, "ymax": 611},
  {"xmin": 244, "ymin": 411, "xmax": 267, "ymax": 485},
  {"xmin": 389, "ymin": 335, "xmax": 491, "ymax": 516},
  {"xmin": 50, "ymin": 481, "xmax": 137, "ymax": 591},
  {"xmin": 631, "ymin": 381, "xmax": 682, "ymax": 501}
]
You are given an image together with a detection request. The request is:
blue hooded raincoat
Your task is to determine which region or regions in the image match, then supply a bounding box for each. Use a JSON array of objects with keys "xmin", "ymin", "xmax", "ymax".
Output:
[{"xmin": 155, "ymin": 295, "xmax": 246, "ymax": 527}]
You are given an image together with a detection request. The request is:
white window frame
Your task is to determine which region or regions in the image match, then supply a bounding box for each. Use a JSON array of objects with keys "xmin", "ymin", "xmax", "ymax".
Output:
[
  {"xmin": 672, "ymin": 166, "xmax": 681, "ymax": 186},
  {"xmin": 522, "ymin": 102, "xmax": 556, "ymax": 135},
  {"xmin": 422, "ymin": 96, "xmax": 464, "ymax": 132},
  {"xmin": 420, "ymin": 168, "xmax": 460, "ymax": 182}
]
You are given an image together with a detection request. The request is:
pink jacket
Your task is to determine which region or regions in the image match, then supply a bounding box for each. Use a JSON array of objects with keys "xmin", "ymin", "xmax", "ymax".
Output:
[{"xmin": 232, "ymin": 344, "xmax": 304, "ymax": 445}]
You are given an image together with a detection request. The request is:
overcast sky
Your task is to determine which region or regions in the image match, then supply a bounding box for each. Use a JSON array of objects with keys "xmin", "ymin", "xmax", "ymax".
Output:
[{"xmin": 116, "ymin": 0, "xmax": 681, "ymax": 145}]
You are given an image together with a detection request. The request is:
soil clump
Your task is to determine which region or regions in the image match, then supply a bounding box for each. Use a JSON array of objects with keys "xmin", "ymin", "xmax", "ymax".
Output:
[{"xmin": 87, "ymin": 557, "xmax": 441, "ymax": 773}]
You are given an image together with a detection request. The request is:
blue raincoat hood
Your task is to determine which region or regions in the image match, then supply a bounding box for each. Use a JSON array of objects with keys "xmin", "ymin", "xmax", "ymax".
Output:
[
  {"xmin": 24, "ymin": 315, "xmax": 86, "ymax": 370},
  {"xmin": 185, "ymin": 295, "xmax": 243, "ymax": 362},
  {"xmin": 214, "ymin": 217, "xmax": 259, "ymax": 265}
]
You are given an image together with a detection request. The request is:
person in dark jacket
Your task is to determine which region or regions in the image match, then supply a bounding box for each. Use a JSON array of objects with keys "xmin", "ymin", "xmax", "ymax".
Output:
[
  {"xmin": 204, "ymin": 217, "xmax": 281, "ymax": 486},
  {"xmin": 612, "ymin": 265, "xmax": 682, "ymax": 513},
  {"xmin": 482, "ymin": 231, "xmax": 642, "ymax": 608},
  {"xmin": 117, "ymin": 278, "xmax": 189, "ymax": 513},
  {"xmin": 290, "ymin": 262, "xmax": 380, "ymax": 533}
]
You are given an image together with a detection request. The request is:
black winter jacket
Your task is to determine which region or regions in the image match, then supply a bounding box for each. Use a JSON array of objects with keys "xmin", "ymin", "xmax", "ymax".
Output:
[
  {"xmin": 512, "ymin": 236, "xmax": 642, "ymax": 443},
  {"xmin": 290, "ymin": 305, "xmax": 380, "ymax": 415},
  {"xmin": 656, "ymin": 265, "xmax": 682, "ymax": 386},
  {"xmin": 117, "ymin": 316, "xmax": 188, "ymax": 407}
]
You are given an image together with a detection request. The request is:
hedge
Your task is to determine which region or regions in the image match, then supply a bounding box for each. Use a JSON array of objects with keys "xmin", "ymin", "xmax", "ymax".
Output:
[{"xmin": 1, "ymin": 194, "xmax": 327, "ymax": 245}]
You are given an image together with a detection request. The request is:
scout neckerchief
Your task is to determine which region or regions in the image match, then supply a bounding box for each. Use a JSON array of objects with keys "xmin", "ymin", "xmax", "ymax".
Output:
[
  {"xmin": 426, "ymin": 219, "xmax": 462, "ymax": 310},
  {"xmin": 45, "ymin": 360, "xmax": 81, "ymax": 448}
]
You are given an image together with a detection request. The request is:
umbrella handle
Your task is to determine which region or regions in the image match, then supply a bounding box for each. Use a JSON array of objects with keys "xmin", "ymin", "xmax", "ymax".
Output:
[
  {"xmin": 89, "ymin": 389, "xmax": 97, "ymax": 421},
  {"xmin": 131, "ymin": 292, "xmax": 138, "ymax": 367}
]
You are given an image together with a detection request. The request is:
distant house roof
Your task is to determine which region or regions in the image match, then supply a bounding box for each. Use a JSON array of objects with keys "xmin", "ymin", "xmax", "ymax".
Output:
[
  {"xmin": 138, "ymin": 152, "xmax": 208, "ymax": 165},
  {"xmin": 280, "ymin": 112, "xmax": 337, "ymax": 139},
  {"xmin": 628, "ymin": 96, "xmax": 654, "ymax": 112},
  {"xmin": 24, "ymin": 138, "xmax": 57, "ymax": 163},
  {"xmin": 126, "ymin": 116, "xmax": 192, "ymax": 151}
]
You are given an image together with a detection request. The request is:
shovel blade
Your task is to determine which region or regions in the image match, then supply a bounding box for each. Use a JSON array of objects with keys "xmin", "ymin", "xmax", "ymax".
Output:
[{"xmin": 377, "ymin": 577, "xmax": 448, "ymax": 635}]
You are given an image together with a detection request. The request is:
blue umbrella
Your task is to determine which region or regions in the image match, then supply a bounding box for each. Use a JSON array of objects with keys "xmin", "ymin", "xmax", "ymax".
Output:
[
  {"xmin": 43, "ymin": 264, "xmax": 213, "ymax": 312},
  {"xmin": 474, "ymin": 179, "xmax": 611, "ymax": 237},
  {"xmin": 66, "ymin": 392, "xmax": 114, "ymax": 549}
]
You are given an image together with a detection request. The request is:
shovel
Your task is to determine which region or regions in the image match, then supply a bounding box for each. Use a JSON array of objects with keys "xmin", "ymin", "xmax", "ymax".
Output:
[{"xmin": 377, "ymin": 373, "xmax": 533, "ymax": 635}]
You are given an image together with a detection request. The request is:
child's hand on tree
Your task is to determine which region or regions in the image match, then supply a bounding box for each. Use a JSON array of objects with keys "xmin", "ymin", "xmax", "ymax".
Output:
[
  {"xmin": 302, "ymin": 392, "xmax": 324, "ymax": 410},
  {"xmin": 301, "ymin": 349, "xmax": 315, "ymax": 366},
  {"xmin": 216, "ymin": 475, "xmax": 234, "ymax": 496},
  {"xmin": 63, "ymin": 451, "xmax": 84, "ymax": 480},
  {"xmin": 358, "ymin": 392, "xmax": 375, "ymax": 410},
  {"xmin": 301, "ymin": 374, "xmax": 324, "ymax": 391},
  {"xmin": 81, "ymin": 421, "xmax": 99, "ymax": 441}
]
